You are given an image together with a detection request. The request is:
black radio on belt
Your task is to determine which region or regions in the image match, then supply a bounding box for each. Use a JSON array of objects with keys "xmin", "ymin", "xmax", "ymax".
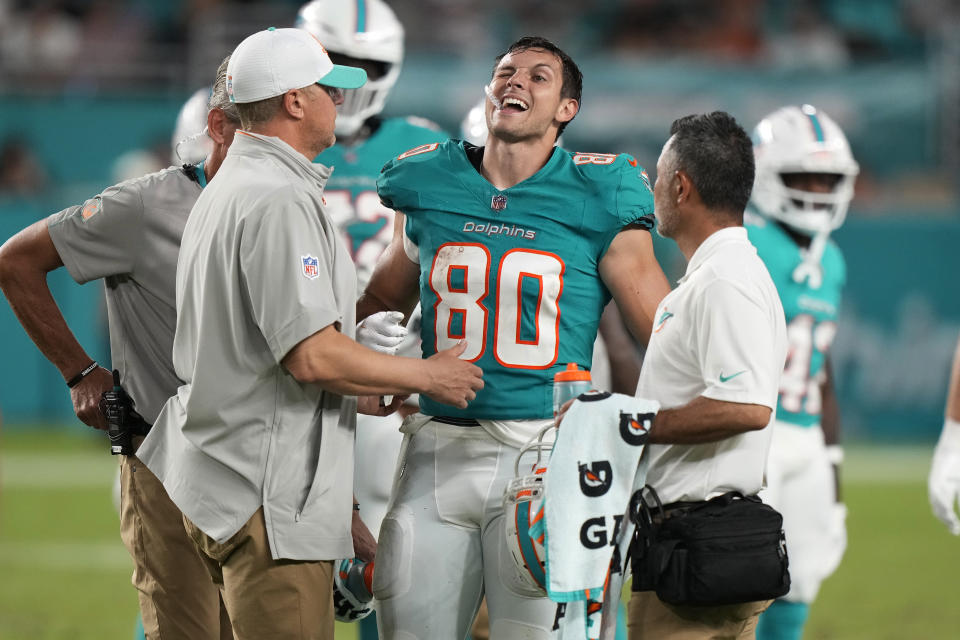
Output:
[{"xmin": 101, "ymin": 369, "xmax": 152, "ymax": 456}]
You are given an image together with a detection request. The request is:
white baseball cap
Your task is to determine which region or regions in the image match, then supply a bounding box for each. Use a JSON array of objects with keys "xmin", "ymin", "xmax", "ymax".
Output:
[{"xmin": 226, "ymin": 27, "xmax": 367, "ymax": 104}]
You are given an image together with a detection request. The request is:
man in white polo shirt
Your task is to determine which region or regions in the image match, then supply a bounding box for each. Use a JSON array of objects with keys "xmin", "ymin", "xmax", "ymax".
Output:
[
  {"xmin": 136, "ymin": 27, "xmax": 483, "ymax": 640},
  {"xmin": 628, "ymin": 112, "xmax": 788, "ymax": 639}
]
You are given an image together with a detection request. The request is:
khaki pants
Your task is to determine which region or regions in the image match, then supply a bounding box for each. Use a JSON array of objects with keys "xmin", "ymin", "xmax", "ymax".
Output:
[
  {"xmin": 119, "ymin": 454, "xmax": 232, "ymax": 640},
  {"xmin": 628, "ymin": 591, "xmax": 772, "ymax": 640},
  {"xmin": 184, "ymin": 507, "xmax": 335, "ymax": 640}
]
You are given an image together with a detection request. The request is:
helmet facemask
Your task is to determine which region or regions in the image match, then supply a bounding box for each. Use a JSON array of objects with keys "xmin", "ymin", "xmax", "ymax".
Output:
[
  {"xmin": 330, "ymin": 54, "xmax": 401, "ymax": 137},
  {"xmin": 762, "ymin": 170, "xmax": 856, "ymax": 237}
]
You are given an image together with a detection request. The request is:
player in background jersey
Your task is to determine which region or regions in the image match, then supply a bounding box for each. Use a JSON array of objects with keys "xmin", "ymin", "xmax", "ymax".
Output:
[
  {"xmin": 359, "ymin": 36, "xmax": 670, "ymax": 638},
  {"xmin": 747, "ymin": 105, "xmax": 859, "ymax": 640},
  {"xmin": 299, "ymin": 0, "xmax": 448, "ymax": 288},
  {"xmin": 296, "ymin": 2, "xmax": 448, "ymax": 636}
]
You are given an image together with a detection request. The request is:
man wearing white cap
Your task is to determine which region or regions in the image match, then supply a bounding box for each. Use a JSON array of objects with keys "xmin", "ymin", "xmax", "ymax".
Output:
[{"xmin": 135, "ymin": 27, "xmax": 484, "ymax": 640}]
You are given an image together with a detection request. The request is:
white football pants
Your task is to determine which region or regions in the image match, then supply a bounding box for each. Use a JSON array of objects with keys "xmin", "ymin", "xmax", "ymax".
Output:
[
  {"xmin": 759, "ymin": 421, "xmax": 844, "ymax": 603},
  {"xmin": 354, "ymin": 411, "xmax": 405, "ymax": 540},
  {"xmin": 373, "ymin": 419, "xmax": 557, "ymax": 640}
]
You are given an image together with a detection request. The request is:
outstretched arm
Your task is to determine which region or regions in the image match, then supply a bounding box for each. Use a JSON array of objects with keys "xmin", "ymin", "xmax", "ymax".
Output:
[
  {"xmin": 648, "ymin": 395, "xmax": 771, "ymax": 445},
  {"xmin": 0, "ymin": 220, "xmax": 112, "ymax": 429},
  {"xmin": 282, "ymin": 326, "xmax": 483, "ymax": 410}
]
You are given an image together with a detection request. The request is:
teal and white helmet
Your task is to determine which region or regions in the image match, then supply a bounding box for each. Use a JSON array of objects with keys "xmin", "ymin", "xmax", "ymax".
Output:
[
  {"xmin": 751, "ymin": 104, "xmax": 859, "ymax": 236},
  {"xmin": 460, "ymin": 99, "xmax": 488, "ymax": 146},
  {"xmin": 170, "ymin": 87, "xmax": 212, "ymax": 165},
  {"xmin": 296, "ymin": 0, "xmax": 404, "ymax": 137}
]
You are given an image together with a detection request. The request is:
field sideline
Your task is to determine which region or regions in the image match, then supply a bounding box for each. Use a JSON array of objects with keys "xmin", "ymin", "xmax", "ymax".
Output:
[{"xmin": 1, "ymin": 427, "xmax": 958, "ymax": 639}]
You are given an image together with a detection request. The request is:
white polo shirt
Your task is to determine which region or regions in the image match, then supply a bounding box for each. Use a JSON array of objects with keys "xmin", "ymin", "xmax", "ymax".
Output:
[{"xmin": 637, "ymin": 226, "xmax": 787, "ymax": 503}]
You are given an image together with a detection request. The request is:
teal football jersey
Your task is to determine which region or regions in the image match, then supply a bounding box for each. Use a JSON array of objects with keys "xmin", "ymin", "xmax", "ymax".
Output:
[
  {"xmin": 378, "ymin": 141, "xmax": 655, "ymax": 419},
  {"xmin": 315, "ymin": 117, "xmax": 448, "ymax": 287},
  {"xmin": 746, "ymin": 214, "xmax": 845, "ymax": 427}
]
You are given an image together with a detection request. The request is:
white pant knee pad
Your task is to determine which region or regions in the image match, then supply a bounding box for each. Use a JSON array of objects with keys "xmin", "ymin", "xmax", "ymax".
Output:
[{"xmin": 373, "ymin": 510, "xmax": 414, "ymax": 601}]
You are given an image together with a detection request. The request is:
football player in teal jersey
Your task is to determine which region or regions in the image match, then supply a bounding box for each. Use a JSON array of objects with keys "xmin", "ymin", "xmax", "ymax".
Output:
[
  {"xmin": 358, "ymin": 36, "xmax": 670, "ymax": 638},
  {"xmin": 748, "ymin": 105, "xmax": 859, "ymax": 640},
  {"xmin": 296, "ymin": 1, "xmax": 449, "ymax": 637}
]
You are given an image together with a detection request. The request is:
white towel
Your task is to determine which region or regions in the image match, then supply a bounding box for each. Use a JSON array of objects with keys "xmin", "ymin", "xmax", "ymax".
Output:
[
  {"xmin": 550, "ymin": 457, "xmax": 649, "ymax": 640},
  {"xmin": 541, "ymin": 392, "xmax": 659, "ymax": 603},
  {"xmin": 598, "ymin": 458, "xmax": 650, "ymax": 640},
  {"xmin": 552, "ymin": 599, "xmax": 603, "ymax": 640}
]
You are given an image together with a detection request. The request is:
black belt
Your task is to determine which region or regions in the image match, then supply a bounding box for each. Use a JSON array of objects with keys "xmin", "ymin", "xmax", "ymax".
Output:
[{"xmin": 431, "ymin": 416, "xmax": 481, "ymax": 427}]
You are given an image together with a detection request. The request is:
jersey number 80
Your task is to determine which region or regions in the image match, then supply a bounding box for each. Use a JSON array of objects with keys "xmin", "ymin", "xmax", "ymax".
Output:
[{"xmin": 429, "ymin": 243, "xmax": 565, "ymax": 369}]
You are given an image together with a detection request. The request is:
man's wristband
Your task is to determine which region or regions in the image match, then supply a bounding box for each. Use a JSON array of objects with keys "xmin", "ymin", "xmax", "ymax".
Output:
[{"xmin": 66, "ymin": 361, "xmax": 99, "ymax": 388}]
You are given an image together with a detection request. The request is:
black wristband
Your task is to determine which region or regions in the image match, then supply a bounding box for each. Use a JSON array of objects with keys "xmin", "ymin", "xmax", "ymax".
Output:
[
  {"xmin": 353, "ymin": 503, "xmax": 361, "ymax": 511},
  {"xmin": 66, "ymin": 361, "xmax": 99, "ymax": 388}
]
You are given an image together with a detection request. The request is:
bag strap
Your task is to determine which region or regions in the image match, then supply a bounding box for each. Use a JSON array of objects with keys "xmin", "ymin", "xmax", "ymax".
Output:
[
  {"xmin": 703, "ymin": 490, "xmax": 762, "ymax": 508},
  {"xmin": 630, "ymin": 485, "xmax": 665, "ymax": 556}
]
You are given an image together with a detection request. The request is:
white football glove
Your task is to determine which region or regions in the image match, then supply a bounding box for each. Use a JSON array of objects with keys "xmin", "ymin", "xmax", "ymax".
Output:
[
  {"xmin": 357, "ymin": 311, "xmax": 407, "ymax": 356},
  {"xmin": 929, "ymin": 418, "xmax": 960, "ymax": 535}
]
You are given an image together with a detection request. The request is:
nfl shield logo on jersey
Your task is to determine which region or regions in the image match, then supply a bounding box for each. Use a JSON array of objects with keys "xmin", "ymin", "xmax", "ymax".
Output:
[
  {"xmin": 491, "ymin": 194, "xmax": 507, "ymax": 211},
  {"xmin": 301, "ymin": 255, "xmax": 320, "ymax": 280}
]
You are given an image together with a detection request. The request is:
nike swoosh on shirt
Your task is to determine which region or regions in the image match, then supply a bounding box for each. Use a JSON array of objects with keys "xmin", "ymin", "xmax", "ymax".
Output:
[{"xmin": 719, "ymin": 370, "xmax": 748, "ymax": 383}]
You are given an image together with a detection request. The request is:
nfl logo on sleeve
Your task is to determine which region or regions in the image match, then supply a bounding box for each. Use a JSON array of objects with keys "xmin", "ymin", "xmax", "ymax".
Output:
[{"xmin": 301, "ymin": 255, "xmax": 320, "ymax": 280}]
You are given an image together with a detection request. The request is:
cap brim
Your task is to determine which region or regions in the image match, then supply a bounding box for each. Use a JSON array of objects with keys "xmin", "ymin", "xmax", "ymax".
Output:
[{"xmin": 319, "ymin": 65, "xmax": 367, "ymax": 89}]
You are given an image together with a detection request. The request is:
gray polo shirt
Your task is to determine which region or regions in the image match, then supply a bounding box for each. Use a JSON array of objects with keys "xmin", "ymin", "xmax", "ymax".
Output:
[
  {"xmin": 47, "ymin": 164, "xmax": 205, "ymax": 423},
  {"xmin": 138, "ymin": 131, "xmax": 358, "ymax": 561}
]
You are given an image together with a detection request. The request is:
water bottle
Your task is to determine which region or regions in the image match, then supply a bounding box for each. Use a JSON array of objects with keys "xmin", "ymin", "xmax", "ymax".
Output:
[
  {"xmin": 343, "ymin": 559, "xmax": 375, "ymax": 603},
  {"xmin": 553, "ymin": 363, "xmax": 592, "ymax": 416}
]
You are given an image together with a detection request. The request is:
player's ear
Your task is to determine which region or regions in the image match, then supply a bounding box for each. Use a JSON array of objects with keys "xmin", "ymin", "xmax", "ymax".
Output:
[
  {"xmin": 283, "ymin": 88, "xmax": 307, "ymax": 120},
  {"xmin": 675, "ymin": 169, "xmax": 694, "ymax": 205},
  {"xmin": 556, "ymin": 97, "xmax": 578, "ymax": 124},
  {"xmin": 207, "ymin": 108, "xmax": 227, "ymax": 143}
]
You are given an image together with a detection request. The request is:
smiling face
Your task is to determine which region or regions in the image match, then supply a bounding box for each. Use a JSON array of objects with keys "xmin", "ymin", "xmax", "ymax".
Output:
[{"xmin": 486, "ymin": 47, "xmax": 577, "ymax": 144}]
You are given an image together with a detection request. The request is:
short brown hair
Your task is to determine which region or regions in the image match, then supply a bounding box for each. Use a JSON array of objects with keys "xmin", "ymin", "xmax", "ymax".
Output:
[{"xmin": 236, "ymin": 95, "xmax": 283, "ymax": 129}]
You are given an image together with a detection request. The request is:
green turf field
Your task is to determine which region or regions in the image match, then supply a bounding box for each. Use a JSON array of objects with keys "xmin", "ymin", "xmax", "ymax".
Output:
[{"xmin": 2, "ymin": 427, "xmax": 958, "ymax": 639}]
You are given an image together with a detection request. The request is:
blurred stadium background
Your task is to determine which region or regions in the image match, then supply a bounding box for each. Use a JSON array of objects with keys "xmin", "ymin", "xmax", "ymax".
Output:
[{"xmin": 1, "ymin": 0, "xmax": 959, "ymax": 638}]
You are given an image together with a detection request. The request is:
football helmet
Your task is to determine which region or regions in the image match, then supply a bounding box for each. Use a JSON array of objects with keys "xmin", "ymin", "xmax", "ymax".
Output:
[
  {"xmin": 296, "ymin": 0, "xmax": 403, "ymax": 137},
  {"xmin": 332, "ymin": 557, "xmax": 375, "ymax": 622},
  {"xmin": 751, "ymin": 104, "xmax": 859, "ymax": 236},
  {"xmin": 170, "ymin": 87, "xmax": 212, "ymax": 165},
  {"xmin": 502, "ymin": 422, "xmax": 556, "ymax": 597},
  {"xmin": 460, "ymin": 99, "xmax": 488, "ymax": 146}
]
